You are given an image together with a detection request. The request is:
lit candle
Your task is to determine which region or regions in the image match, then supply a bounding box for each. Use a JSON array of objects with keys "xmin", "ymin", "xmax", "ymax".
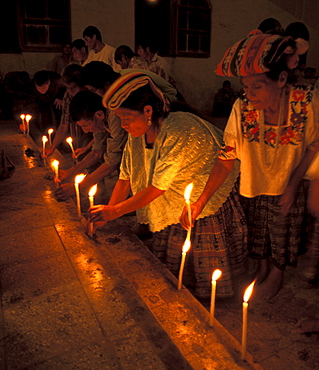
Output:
[
  {"xmin": 74, "ymin": 174, "xmax": 86, "ymax": 218},
  {"xmin": 48, "ymin": 128, "xmax": 54, "ymax": 146},
  {"xmin": 42, "ymin": 135, "xmax": 48, "ymax": 165},
  {"xmin": 88, "ymin": 184, "xmax": 97, "ymax": 236},
  {"xmin": 241, "ymin": 280, "xmax": 255, "ymax": 360},
  {"xmin": 66, "ymin": 137, "xmax": 77, "ymax": 163},
  {"xmin": 20, "ymin": 114, "xmax": 26, "ymax": 134},
  {"xmin": 25, "ymin": 114, "xmax": 32, "ymax": 137},
  {"xmin": 177, "ymin": 239, "xmax": 191, "ymax": 291},
  {"xmin": 210, "ymin": 269, "xmax": 222, "ymax": 327},
  {"xmin": 184, "ymin": 182, "xmax": 193, "ymax": 241},
  {"xmin": 52, "ymin": 160, "xmax": 59, "ymax": 188}
]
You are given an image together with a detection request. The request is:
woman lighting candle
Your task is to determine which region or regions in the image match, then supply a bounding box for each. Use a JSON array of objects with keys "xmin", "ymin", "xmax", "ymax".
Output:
[{"xmin": 88, "ymin": 72, "xmax": 247, "ymax": 299}]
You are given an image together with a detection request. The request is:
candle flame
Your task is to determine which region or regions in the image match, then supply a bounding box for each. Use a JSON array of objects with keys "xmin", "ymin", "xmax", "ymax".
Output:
[
  {"xmin": 42, "ymin": 135, "xmax": 48, "ymax": 143},
  {"xmin": 52, "ymin": 160, "xmax": 59, "ymax": 168},
  {"xmin": 88, "ymin": 184, "xmax": 97, "ymax": 197},
  {"xmin": 243, "ymin": 280, "xmax": 255, "ymax": 302},
  {"xmin": 212, "ymin": 269, "xmax": 222, "ymax": 281},
  {"xmin": 20, "ymin": 114, "xmax": 25, "ymax": 119},
  {"xmin": 66, "ymin": 137, "xmax": 73, "ymax": 144},
  {"xmin": 25, "ymin": 114, "xmax": 32, "ymax": 122},
  {"xmin": 75, "ymin": 173, "xmax": 86, "ymax": 184},
  {"xmin": 184, "ymin": 182, "xmax": 193, "ymax": 202},
  {"xmin": 182, "ymin": 239, "xmax": 191, "ymax": 253},
  {"xmin": 48, "ymin": 128, "xmax": 54, "ymax": 135}
]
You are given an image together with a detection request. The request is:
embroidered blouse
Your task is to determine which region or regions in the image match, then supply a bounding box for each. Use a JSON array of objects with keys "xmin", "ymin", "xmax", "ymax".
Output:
[
  {"xmin": 218, "ymin": 84, "xmax": 319, "ymax": 197},
  {"xmin": 119, "ymin": 112, "xmax": 240, "ymax": 232}
]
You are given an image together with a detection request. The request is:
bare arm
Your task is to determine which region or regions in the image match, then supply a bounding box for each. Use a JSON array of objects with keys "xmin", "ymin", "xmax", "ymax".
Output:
[
  {"xmin": 61, "ymin": 150, "xmax": 103, "ymax": 182},
  {"xmin": 44, "ymin": 123, "xmax": 69, "ymax": 157},
  {"xmin": 108, "ymin": 179, "xmax": 131, "ymax": 206},
  {"xmin": 89, "ymin": 185, "xmax": 165, "ymax": 226},
  {"xmin": 180, "ymin": 158, "xmax": 235, "ymax": 228},
  {"xmin": 280, "ymin": 148, "xmax": 319, "ymax": 216}
]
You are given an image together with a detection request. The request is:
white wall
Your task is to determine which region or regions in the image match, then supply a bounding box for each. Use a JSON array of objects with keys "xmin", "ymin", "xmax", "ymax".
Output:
[{"xmin": 1, "ymin": 0, "xmax": 319, "ymax": 116}]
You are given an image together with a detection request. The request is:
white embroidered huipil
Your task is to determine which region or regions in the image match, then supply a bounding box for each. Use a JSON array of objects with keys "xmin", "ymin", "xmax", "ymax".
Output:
[{"xmin": 219, "ymin": 84, "xmax": 319, "ymax": 198}]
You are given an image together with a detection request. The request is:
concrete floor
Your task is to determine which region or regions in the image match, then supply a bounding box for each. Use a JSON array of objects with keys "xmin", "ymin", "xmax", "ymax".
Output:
[
  {"xmin": 1, "ymin": 118, "xmax": 318, "ymax": 370},
  {"xmin": 0, "ymin": 120, "xmax": 260, "ymax": 369}
]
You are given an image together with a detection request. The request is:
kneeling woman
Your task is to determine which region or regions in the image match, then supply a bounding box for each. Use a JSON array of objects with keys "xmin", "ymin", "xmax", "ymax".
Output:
[{"xmin": 89, "ymin": 72, "xmax": 247, "ymax": 299}]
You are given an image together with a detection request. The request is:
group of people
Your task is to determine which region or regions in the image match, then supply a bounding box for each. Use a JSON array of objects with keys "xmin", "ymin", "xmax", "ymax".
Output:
[{"xmin": 21, "ymin": 22, "xmax": 319, "ymax": 333}]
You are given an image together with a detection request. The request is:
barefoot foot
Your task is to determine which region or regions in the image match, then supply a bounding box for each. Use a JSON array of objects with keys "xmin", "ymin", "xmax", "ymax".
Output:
[
  {"xmin": 254, "ymin": 258, "xmax": 270, "ymax": 285},
  {"xmin": 255, "ymin": 266, "xmax": 284, "ymax": 300}
]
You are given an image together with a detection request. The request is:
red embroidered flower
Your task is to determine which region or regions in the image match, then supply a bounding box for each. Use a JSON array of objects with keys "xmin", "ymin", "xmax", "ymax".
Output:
[
  {"xmin": 223, "ymin": 146, "xmax": 235, "ymax": 153},
  {"xmin": 245, "ymin": 110, "xmax": 258, "ymax": 122},
  {"xmin": 290, "ymin": 112, "xmax": 303, "ymax": 126},
  {"xmin": 265, "ymin": 130, "xmax": 277, "ymax": 144},
  {"xmin": 280, "ymin": 134, "xmax": 292, "ymax": 145},
  {"xmin": 292, "ymin": 89, "xmax": 306, "ymax": 102}
]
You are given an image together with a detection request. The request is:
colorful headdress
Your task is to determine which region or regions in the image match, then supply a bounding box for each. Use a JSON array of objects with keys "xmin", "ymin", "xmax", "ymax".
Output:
[
  {"xmin": 215, "ymin": 30, "xmax": 308, "ymax": 77},
  {"xmin": 102, "ymin": 71, "xmax": 169, "ymax": 111}
]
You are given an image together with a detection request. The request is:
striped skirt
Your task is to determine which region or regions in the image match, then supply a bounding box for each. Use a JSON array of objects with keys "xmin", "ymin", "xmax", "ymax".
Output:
[
  {"xmin": 152, "ymin": 187, "xmax": 248, "ymax": 299},
  {"xmin": 239, "ymin": 180, "xmax": 309, "ymax": 270}
]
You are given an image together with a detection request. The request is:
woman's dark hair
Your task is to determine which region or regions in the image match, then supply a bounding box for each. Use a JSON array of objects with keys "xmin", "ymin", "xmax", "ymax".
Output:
[
  {"xmin": 264, "ymin": 38, "xmax": 297, "ymax": 81},
  {"xmin": 62, "ymin": 64, "xmax": 84, "ymax": 86},
  {"xmin": 82, "ymin": 61, "xmax": 120, "ymax": 89},
  {"xmin": 285, "ymin": 22, "xmax": 310, "ymax": 41},
  {"xmin": 258, "ymin": 18, "xmax": 284, "ymax": 35},
  {"xmin": 120, "ymin": 84, "xmax": 169, "ymax": 128},
  {"xmin": 70, "ymin": 90, "xmax": 105, "ymax": 122}
]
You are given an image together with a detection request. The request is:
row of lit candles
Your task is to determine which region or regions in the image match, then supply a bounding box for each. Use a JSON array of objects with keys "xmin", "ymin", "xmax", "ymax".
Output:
[
  {"xmin": 179, "ymin": 182, "xmax": 255, "ymax": 361},
  {"xmin": 20, "ymin": 114, "xmax": 32, "ymax": 137},
  {"xmin": 49, "ymin": 149, "xmax": 254, "ymax": 360},
  {"xmin": 19, "ymin": 115, "xmax": 76, "ymax": 164},
  {"xmin": 51, "ymin": 160, "xmax": 96, "ymax": 236},
  {"xmin": 42, "ymin": 131, "xmax": 76, "ymax": 165}
]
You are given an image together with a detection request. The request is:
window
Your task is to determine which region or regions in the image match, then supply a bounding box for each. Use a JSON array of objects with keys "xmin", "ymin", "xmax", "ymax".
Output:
[
  {"xmin": 173, "ymin": 0, "xmax": 211, "ymax": 57},
  {"xmin": 18, "ymin": 0, "xmax": 71, "ymax": 52},
  {"xmin": 135, "ymin": 0, "xmax": 211, "ymax": 58}
]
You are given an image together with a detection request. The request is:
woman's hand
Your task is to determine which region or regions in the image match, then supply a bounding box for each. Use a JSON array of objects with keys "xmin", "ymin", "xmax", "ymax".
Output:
[
  {"xmin": 179, "ymin": 201, "xmax": 204, "ymax": 230},
  {"xmin": 58, "ymin": 169, "xmax": 71, "ymax": 183},
  {"xmin": 89, "ymin": 205, "xmax": 120, "ymax": 225},
  {"xmin": 74, "ymin": 146, "xmax": 89, "ymax": 158},
  {"xmin": 54, "ymin": 98, "xmax": 63, "ymax": 110},
  {"xmin": 55, "ymin": 183, "xmax": 75, "ymax": 200}
]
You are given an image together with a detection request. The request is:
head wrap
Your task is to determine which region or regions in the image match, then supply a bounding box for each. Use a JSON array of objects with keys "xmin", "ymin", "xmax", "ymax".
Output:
[
  {"xmin": 215, "ymin": 30, "xmax": 308, "ymax": 77},
  {"xmin": 102, "ymin": 71, "xmax": 169, "ymax": 111}
]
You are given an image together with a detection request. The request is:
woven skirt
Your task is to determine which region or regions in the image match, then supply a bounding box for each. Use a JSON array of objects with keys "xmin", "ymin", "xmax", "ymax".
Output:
[
  {"xmin": 152, "ymin": 187, "xmax": 248, "ymax": 299},
  {"xmin": 239, "ymin": 180, "xmax": 309, "ymax": 270}
]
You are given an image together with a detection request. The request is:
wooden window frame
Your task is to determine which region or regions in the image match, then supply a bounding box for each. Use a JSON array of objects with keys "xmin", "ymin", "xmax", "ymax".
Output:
[
  {"xmin": 171, "ymin": 0, "xmax": 211, "ymax": 58},
  {"xmin": 18, "ymin": 0, "xmax": 71, "ymax": 52}
]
